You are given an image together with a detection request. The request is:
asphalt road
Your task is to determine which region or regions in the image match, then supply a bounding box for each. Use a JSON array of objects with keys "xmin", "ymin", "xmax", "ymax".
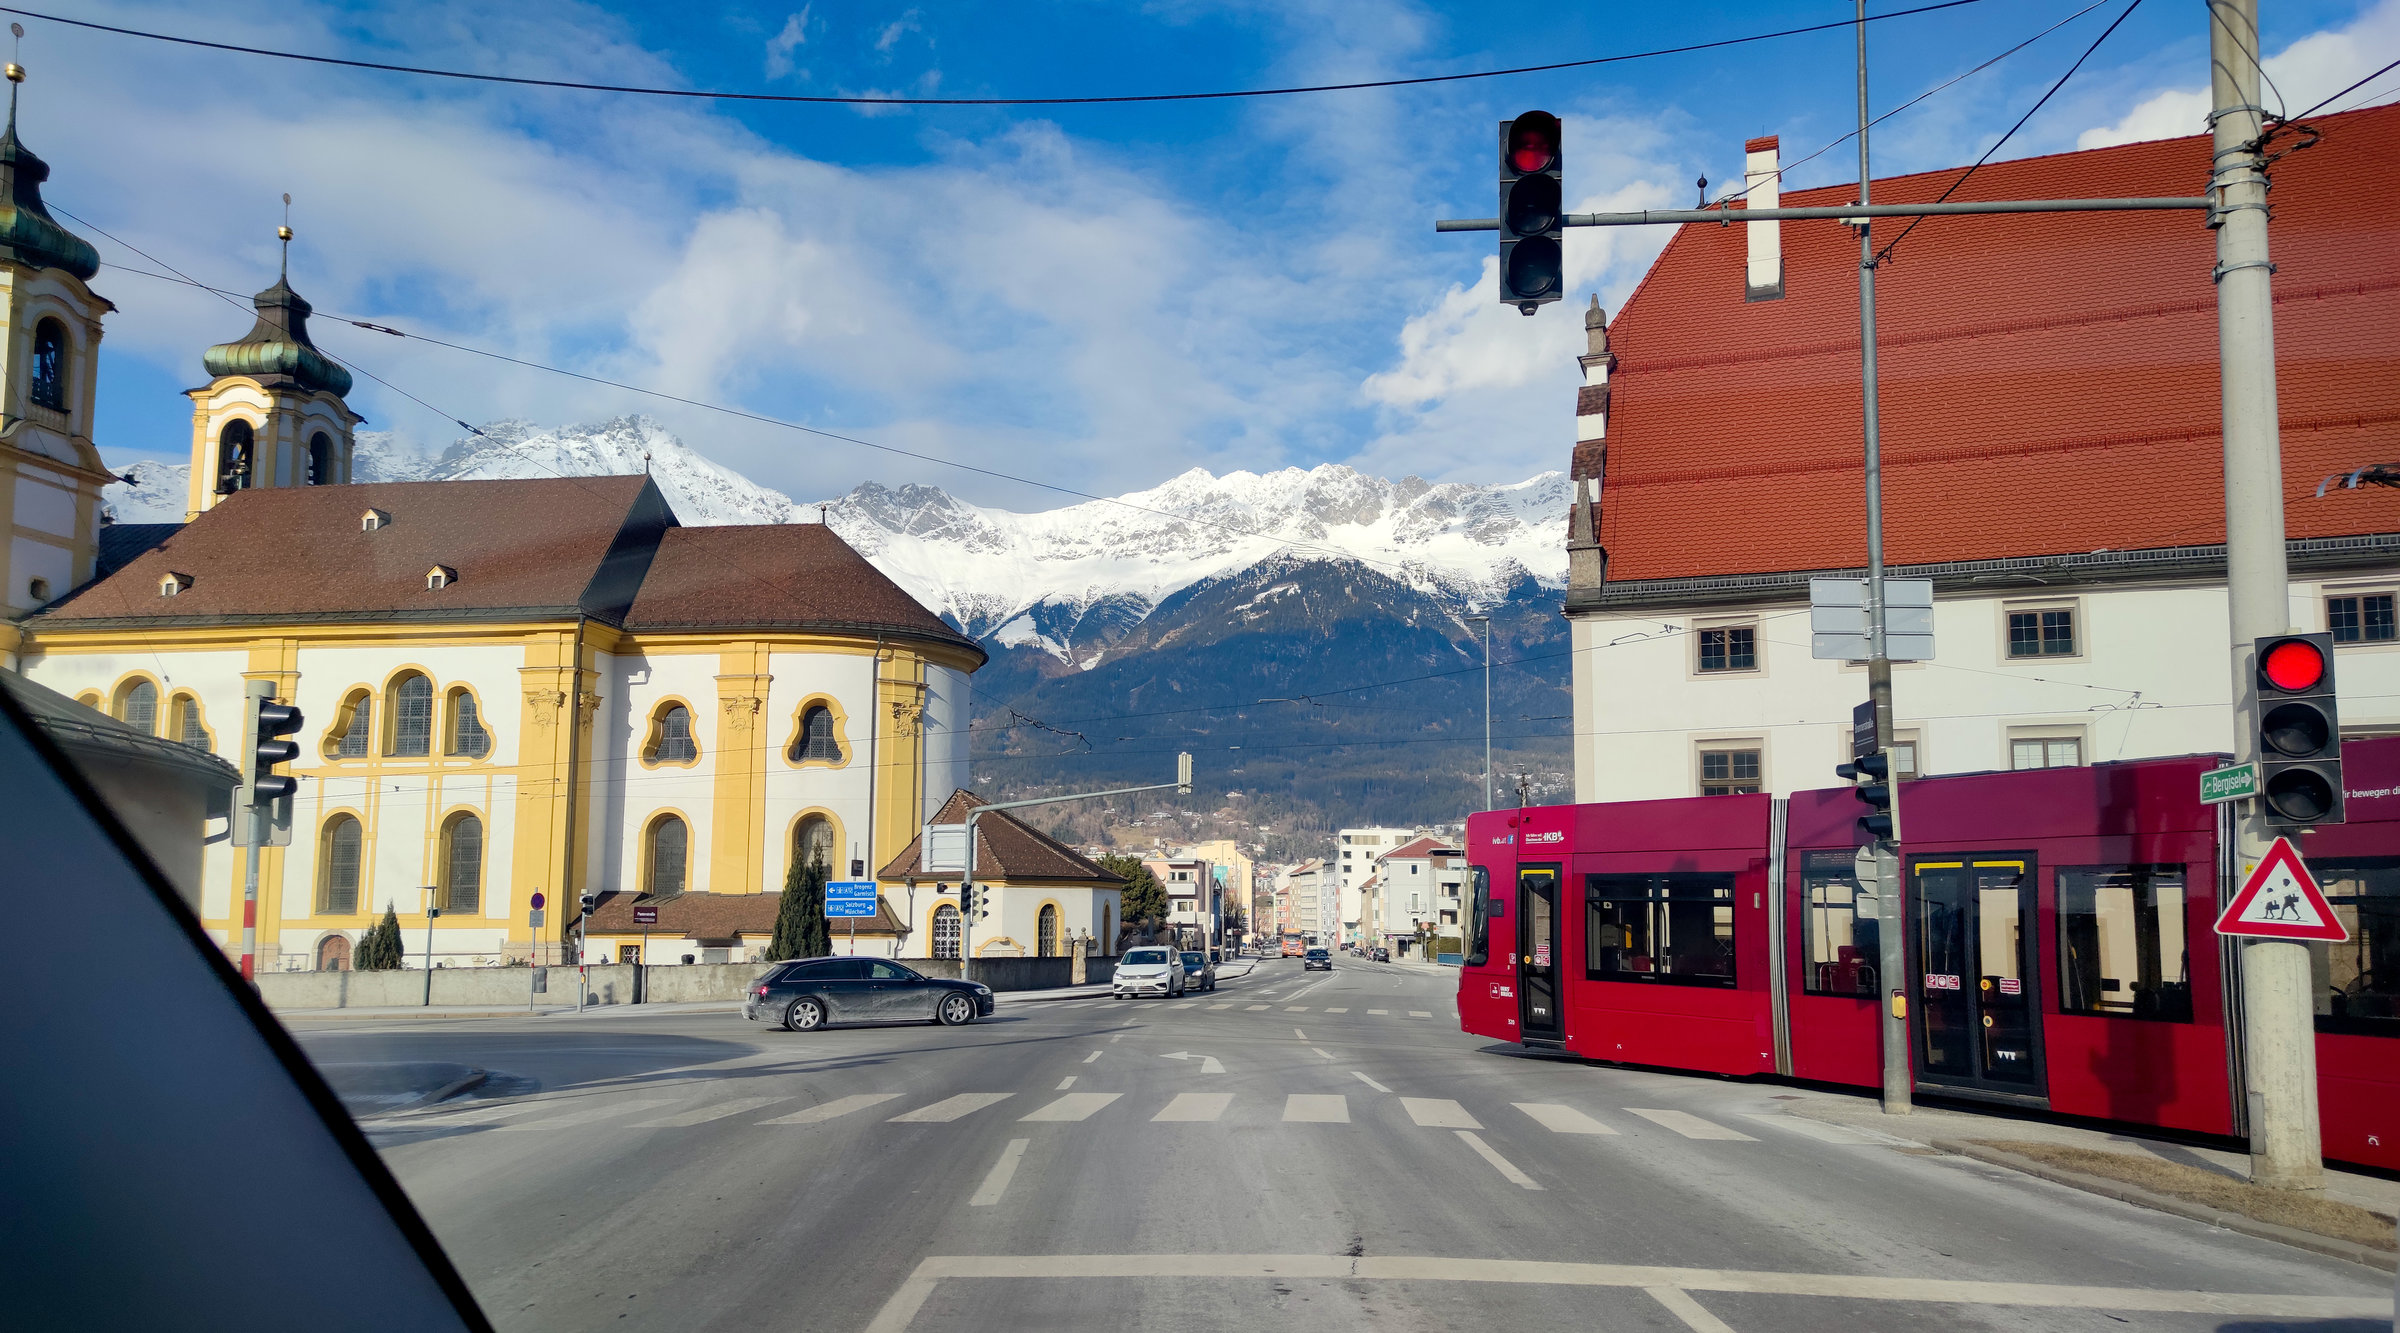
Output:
[{"xmin": 293, "ymin": 958, "xmax": 2396, "ymax": 1333}]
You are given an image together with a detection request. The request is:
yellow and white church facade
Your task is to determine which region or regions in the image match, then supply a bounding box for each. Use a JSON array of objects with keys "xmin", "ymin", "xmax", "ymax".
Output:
[{"xmin": 0, "ymin": 102, "xmax": 1020, "ymax": 972}]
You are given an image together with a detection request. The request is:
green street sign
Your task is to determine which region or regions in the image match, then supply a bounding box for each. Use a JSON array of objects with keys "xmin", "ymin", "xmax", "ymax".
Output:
[{"xmin": 2200, "ymin": 762, "xmax": 2260, "ymax": 805}]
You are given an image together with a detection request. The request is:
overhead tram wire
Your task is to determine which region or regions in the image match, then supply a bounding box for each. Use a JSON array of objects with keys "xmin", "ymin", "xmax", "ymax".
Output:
[
  {"xmin": 2276, "ymin": 53, "xmax": 2400, "ymax": 124},
  {"xmin": 0, "ymin": 2, "xmax": 1984, "ymax": 108},
  {"xmin": 1872, "ymin": 0, "xmax": 2147, "ymax": 267}
]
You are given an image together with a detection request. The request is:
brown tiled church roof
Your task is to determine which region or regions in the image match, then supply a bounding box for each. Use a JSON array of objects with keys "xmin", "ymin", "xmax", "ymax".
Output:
[
  {"xmin": 578, "ymin": 890, "xmax": 906, "ymax": 940},
  {"xmin": 623, "ymin": 524, "xmax": 973, "ymax": 652}
]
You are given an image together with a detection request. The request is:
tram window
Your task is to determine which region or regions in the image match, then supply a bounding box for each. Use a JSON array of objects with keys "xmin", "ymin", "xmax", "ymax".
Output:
[
  {"xmin": 2057, "ymin": 866, "xmax": 2191, "ymax": 1022},
  {"xmin": 1585, "ymin": 873, "xmax": 1735, "ymax": 987},
  {"xmin": 1800, "ymin": 850, "xmax": 1878, "ymax": 996},
  {"xmin": 1465, "ymin": 865, "xmax": 1493, "ymax": 967},
  {"xmin": 2312, "ymin": 858, "xmax": 2399, "ymax": 1035}
]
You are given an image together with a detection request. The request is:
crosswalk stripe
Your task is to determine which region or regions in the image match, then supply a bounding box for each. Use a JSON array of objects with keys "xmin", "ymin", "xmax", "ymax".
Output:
[
  {"xmin": 1401, "ymin": 1097, "xmax": 1481, "ymax": 1129},
  {"xmin": 1626, "ymin": 1108, "xmax": 1757, "ymax": 1141},
  {"xmin": 1458, "ymin": 1130, "xmax": 1542, "ymax": 1190},
  {"xmin": 1516, "ymin": 1103, "xmax": 1619, "ymax": 1135},
  {"xmin": 757, "ymin": 1093, "xmax": 903, "ymax": 1124},
  {"xmin": 1245, "ymin": 1004, "xmax": 1271, "ymax": 1011},
  {"xmin": 1324, "ymin": 1007, "xmax": 1349, "ymax": 1013},
  {"xmin": 1738, "ymin": 1114, "xmax": 1889, "ymax": 1144},
  {"xmin": 1283, "ymin": 1094, "xmax": 1349, "ymax": 1123},
  {"xmin": 1408, "ymin": 1011, "xmax": 1433, "ymax": 1018},
  {"xmin": 494, "ymin": 1098, "xmax": 674, "ymax": 1130},
  {"xmin": 890, "ymin": 1093, "xmax": 1016, "ymax": 1123},
  {"xmin": 1019, "ymin": 1093, "xmax": 1122, "ymax": 1122},
  {"xmin": 1153, "ymin": 1093, "xmax": 1233, "ymax": 1122},
  {"xmin": 629, "ymin": 1096, "xmax": 788, "ymax": 1127},
  {"xmin": 1285, "ymin": 1006, "xmax": 1309, "ymax": 1012},
  {"xmin": 1209, "ymin": 1003, "xmax": 1233, "ymax": 1010},
  {"xmin": 1367, "ymin": 1009, "xmax": 1390, "ymax": 1015}
]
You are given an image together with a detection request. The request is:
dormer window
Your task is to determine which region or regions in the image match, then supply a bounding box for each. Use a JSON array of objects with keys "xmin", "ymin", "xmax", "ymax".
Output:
[
  {"xmin": 159, "ymin": 571, "xmax": 194, "ymax": 597},
  {"xmin": 426, "ymin": 565, "xmax": 457, "ymax": 591},
  {"xmin": 361, "ymin": 508, "xmax": 390, "ymax": 531},
  {"xmin": 30, "ymin": 318, "xmax": 67, "ymax": 411}
]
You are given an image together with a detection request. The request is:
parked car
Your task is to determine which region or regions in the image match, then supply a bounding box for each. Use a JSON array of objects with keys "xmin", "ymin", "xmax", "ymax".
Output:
[
  {"xmin": 1113, "ymin": 947, "xmax": 1187, "ymax": 999},
  {"xmin": 1180, "ymin": 950, "xmax": 1217, "ymax": 992},
  {"xmin": 1373, "ymin": 947, "xmax": 1390, "ymax": 963},
  {"xmin": 745, "ymin": 957, "xmax": 992, "ymax": 1031},
  {"xmin": 1303, "ymin": 948, "xmax": 1332, "ymax": 972}
]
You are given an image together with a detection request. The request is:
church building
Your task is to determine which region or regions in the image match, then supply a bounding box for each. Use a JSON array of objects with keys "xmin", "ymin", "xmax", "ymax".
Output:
[{"xmin": 0, "ymin": 91, "xmax": 994, "ymax": 972}]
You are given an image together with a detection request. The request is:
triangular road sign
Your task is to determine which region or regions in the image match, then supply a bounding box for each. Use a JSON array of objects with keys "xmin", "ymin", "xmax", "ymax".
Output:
[{"xmin": 2214, "ymin": 836, "xmax": 2349, "ymax": 941}]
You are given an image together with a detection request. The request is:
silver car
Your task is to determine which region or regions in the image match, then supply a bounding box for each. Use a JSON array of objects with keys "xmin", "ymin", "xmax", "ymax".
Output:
[{"xmin": 1112, "ymin": 946, "xmax": 1186, "ymax": 999}]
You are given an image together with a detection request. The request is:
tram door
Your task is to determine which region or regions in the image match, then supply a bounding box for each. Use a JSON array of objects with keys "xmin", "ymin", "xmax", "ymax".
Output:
[
  {"xmin": 1517, "ymin": 865, "xmax": 1563, "ymax": 1041},
  {"xmin": 1909, "ymin": 857, "xmax": 2045, "ymax": 1097}
]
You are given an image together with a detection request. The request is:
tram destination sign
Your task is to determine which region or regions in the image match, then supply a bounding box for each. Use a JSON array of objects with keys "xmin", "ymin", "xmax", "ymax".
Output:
[{"xmin": 2199, "ymin": 761, "xmax": 2260, "ymax": 805}]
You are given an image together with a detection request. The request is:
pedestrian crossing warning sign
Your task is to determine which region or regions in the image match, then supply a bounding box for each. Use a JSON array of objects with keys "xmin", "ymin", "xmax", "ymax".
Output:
[{"xmin": 2214, "ymin": 836, "xmax": 2348, "ymax": 941}]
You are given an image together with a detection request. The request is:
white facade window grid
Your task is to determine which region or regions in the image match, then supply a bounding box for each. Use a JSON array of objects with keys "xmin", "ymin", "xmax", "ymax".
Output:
[{"xmin": 2002, "ymin": 598, "xmax": 2081, "ymax": 660}]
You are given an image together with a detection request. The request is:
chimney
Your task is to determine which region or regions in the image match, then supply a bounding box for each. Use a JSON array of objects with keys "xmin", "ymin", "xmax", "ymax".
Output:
[{"xmin": 1743, "ymin": 135, "xmax": 1783, "ymax": 301}]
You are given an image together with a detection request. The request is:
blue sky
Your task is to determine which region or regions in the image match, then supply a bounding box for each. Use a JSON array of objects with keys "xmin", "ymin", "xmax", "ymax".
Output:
[{"xmin": 30, "ymin": 0, "xmax": 2398, "ymax": 504}]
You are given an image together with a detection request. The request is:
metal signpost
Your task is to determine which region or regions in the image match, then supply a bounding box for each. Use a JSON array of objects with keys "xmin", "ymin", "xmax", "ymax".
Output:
[
  {"xmin": 634, "ymin": 903, "xmax": 657, "ymax": 964},
  {"xmin": 422, "ymin": 897, "xmax": 441, "ymax": 1006},
  {"xmin": 528, "ymin": 892, "xmax": 547, "ymax": 1011}
]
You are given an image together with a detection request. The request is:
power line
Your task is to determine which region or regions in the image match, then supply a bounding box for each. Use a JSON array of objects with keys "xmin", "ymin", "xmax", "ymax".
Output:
[
  {"xmin": 1872, "ymin": 0, "xmax": 2145, "ymax": 267},
  {"xmin": 1, "ymin": 2, "xmax": 1984, "ymax": 108},
  {"xmin": 2276, "ymin": 53, "xmax": 2400, "ymax": 124}
]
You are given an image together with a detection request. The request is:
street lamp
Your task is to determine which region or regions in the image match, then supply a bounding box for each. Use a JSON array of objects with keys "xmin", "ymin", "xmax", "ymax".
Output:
[{"xmin": 1466, "ymin": 614, "xmax": 1492, "ymax": 811}]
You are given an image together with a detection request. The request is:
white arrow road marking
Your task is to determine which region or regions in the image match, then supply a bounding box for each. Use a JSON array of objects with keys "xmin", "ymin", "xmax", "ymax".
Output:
[{"xmin": 1159, "ymin": 1052, "xmax": 1226, "ymax": 1074}]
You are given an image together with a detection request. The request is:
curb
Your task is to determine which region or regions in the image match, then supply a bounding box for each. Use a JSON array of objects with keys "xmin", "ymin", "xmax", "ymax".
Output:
[{"xmin": 1936, "ymin": 1139, "xmax": 2398, "ymax": 1274}]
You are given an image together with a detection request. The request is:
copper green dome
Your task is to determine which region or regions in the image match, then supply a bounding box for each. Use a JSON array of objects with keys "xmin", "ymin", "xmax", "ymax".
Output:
[
  {"xmin": 202, "ymin": 271, "xmax": 353, "ymax": 398},
  {"xmin": 0, "ymin": 99, "xmax": 99, "ymax": 281}
]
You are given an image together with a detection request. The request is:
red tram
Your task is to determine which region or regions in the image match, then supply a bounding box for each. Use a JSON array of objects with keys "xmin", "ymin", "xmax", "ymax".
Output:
[{"xmin": 1457, "ymin": 739, "xmax": 2400, "ymax": 1172}]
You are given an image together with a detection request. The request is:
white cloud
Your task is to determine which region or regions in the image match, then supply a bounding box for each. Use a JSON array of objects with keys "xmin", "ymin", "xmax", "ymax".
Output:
[
  {"xmin": 875, "ymin": 9, "xmax": 924, "ymax": 56},
  {"xmin": 2080, "ymin": 0, "xmax": 2400, "ymax": 148},
  {"xmin": 765, "ymin": 9, "xmax": 809, "ymax": 80}
]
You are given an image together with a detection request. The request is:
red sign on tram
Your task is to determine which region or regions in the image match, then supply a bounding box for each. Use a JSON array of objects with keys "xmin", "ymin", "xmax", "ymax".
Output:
[{"xmin": 2214, "ymin": 836, "xmax": 2347, "ymax": 941}]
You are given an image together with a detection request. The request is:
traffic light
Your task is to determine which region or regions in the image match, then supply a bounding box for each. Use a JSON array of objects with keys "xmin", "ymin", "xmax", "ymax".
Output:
[
  {"xmin": 1837, "ymin": 752, "xmax": 1895, "ymax": 841},
  {"xmin": 234, "ymin": 682, "xmax": 301, "ymax": 846},
  {"xmin": 1498, "ymin": 111, "xmax": 1565, "ymax": 313},
  {"xmin": 2255, "ymin": 632, "xmax": 2344, "ymax": 827},
  {"xmin": 960, "ymin": 882, "xmax": 987, "ymax": 921}
]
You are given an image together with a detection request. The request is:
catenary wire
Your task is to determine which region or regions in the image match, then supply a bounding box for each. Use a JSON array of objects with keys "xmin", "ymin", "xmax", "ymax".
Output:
[{"xmin": 0, "ymin": 2, "xmax": 1983, "ymax": 108}]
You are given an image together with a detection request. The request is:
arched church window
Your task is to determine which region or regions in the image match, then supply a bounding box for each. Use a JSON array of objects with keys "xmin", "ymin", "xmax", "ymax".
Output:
[
  {"xmin": 173, "ymin": 694, "xmax": 211, "ymax": 749},
  {"xmin": 440, "ymin": 813, "xmax": 483, "ymax": 914},
  {"xmin": 329, "ymin": 690, "xmax": 373, "ymax": 759},
  {"xmin": 645, "ymin": 815, "xmax": 689, "ymax": 897},
  {"xmin": 114, "ymin": 679, "xmax": 158, "ymax": 734},
  {"xmin": 308, "ymin": 431, "xmax": 334, "ymax": 485},
  {"xmin": 1038, "ymin": 904, "xmax": 1061, "ymax": 957},
  {"xmin": 794, "ymin": 813, "xmax": 834, "ymax": 873},
  {"xmin": 317, "ymin": 815, "xmax": 362, "ymax": 915},
  {"xmin": 644, "ymin": 702, "xmax": 698, "ymax": 765},
  {"xmin": 30, "ymin": 317, "xmax": 67, "ymax": 411},
  {"xmin": 791, "ymin": 703, "xmax": 844, "ymax": 764},
  {"xmin": 446, "ymin": 689, "xmax": 490, "ymax": 758},
  {"xmin": 932, "ymin": 903, "xmax": 962, "ymax": 960},
  {"xmin": 390, "ymin": 674, "xmax": 434, "ymax": 756},
  {"xmin": 216, "ymin": 420, "xmax": 255, "ymax": 495}
]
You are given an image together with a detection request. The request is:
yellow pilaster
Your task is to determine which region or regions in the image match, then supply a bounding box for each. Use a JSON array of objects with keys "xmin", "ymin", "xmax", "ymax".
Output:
[
  {"xmin": 514, "ymin": 632, "xmax": 580, "ymax": 949},
  {"xmin": 875, "ymin": 649, "xmax": 930, "ymax": 866},
  {"xmin": 711, "ymin": 642, "xmax": 771, "ymax": 895}
]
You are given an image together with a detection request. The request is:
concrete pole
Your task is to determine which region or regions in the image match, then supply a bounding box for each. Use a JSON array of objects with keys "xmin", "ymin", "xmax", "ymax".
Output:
[
  {"xmin": 1481, "ymin": 617, "xmax": 1493, "ymax": 812},
  {"xmin": 2210, "ymin": 0, "xmax": 2322, "ymax": 1191},
  {"xmin": 1855, "ymin": 0, "xmax": 1911, "ymax": 1117}
]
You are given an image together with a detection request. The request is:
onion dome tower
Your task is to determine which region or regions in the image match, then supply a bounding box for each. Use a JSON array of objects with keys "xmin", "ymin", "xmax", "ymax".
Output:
[{"xmin": 185, "ymin": 204, "xmax": 362, "ymax": 517}]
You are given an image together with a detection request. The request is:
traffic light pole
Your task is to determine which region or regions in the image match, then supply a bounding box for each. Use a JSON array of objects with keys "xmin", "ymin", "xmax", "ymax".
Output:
[
  {"xmin": 2210, "ymin": 0, "xmax": 2321, "ymax": 1192},
  {"xmin": 240, "ymin": 834, "xmax": 260, "ymax": 982}
]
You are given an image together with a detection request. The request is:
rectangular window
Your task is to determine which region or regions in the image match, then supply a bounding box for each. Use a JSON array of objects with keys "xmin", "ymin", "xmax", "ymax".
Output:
[
  {"xmin": 1697, "ymin": 625, "xmax": 1757, "ymax": 673},
  {"xmin": 1584, "ymin": 873, "xmax": 1736, "ymax": 988},
  {"xmin": 1464, "ymin": 866, "xmax": 1494, "ymax": 966},
  {"xmin": 2314, "ymin": 858, "xmax": 2399, "ymax": 1035},
  {"xmin": 2006, "ymin": 606, "xmax": 2077, "ymax": 658},
  {"xmin": 1800, "ymin": 850, "xmax": 1878, "ymax": 996},
  {"xmin": 1890, "ymin": 736, "xmax": 1920, "ymax": 780},
  {"xmin": 2010, "ymin": 734, "xmax": 2083, "ymax": 770},
  {"xmin": 2056, "ymin": 866, "xmax": 2191, "ymax": 1021},
  {"xmin": 1699, "ymin": 746, "xmax": 1762, "ymax": 796},
  {"xmin": 2327, "ymin": 593, "xmax": 2397, "ymax": 644}
]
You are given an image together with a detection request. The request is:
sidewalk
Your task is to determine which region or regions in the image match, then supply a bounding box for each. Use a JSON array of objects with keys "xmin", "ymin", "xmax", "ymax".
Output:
[{"xmin": 1777, "ymin": 1085, "xmax": 2399, "ymax": 1270}]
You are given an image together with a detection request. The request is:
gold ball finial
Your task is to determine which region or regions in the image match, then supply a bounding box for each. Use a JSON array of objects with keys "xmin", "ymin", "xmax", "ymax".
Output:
[
  {"xmin": 277, "ymin": 225, "xmax": 293, "ymax": 242},
  {"xmin": 5, "ymin": 64, "xmax": 23, "ymax": 85}
]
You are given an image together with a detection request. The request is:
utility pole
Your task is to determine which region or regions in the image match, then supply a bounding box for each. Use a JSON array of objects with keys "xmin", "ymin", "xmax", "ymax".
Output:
[
  {"xmin": 1852, "ymin": 0, "xmax": 1911, "ymax": 1117},
  {"xmin": 422, "ymin": 898, "xmax": 441, "ymax": 1006},
  {"xmin": 2210, "ymin": 0, "xmax": 2321, "ymax": 1192}
]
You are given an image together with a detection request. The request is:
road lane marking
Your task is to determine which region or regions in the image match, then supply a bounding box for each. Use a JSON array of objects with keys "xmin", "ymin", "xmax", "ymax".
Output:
[
  {"xmin": 890, "ymin": 1093, "xmax": 1016, "ymax": 1123},
  {"xmin": 1517, "ymin": 1103, "xmax": 1618, "ymax": 1135},
  {"xmin": 1401, "ymin": 1098, "xmax": 1481, "ymax": 1129},
  {"xmin": 1408, "ymin": 1011, "xmax": 1432, "ymax": 1018},
  {"xmin": 1282, "ymin": 1094, "xmax": 1348, "ymax": 1123},
  {"xmin": 1738, "ymin": 1114, "xmax": 1894, "ymax": 1144},
  {"xmin": 1020, "ymin": 1093, "xmax": 1122, "ymax": 1122},
  {"xmin": 1458, "ymin": 1130, "xmax": 1543, "ymax": 1189},
  {"xmin": 1245, "ymin": 1004, "xmax": 1271, "ymax": 1011},
  {"xmin": 1647, "ymin": 1287, "xmax": 1737, "ymax": 1333},
  {"xmin": 407, "ymin": 1103, "xmax": 541, "ymax": 1126},
  {"xmin": 1084, "ymin": 1051, "xmax": 1104, "ymax": 1063},
  {"xmin": 1324, "ymin": 1007, "xmax": 1348, "ymax": 1013},
  {"xmin": 629, "ymin": 1096, "xmax": 787, "ymax": 1127},
  {"xmin": 1293, "ymin": 1028, "xmax": 1307, "ymax": 1040},
  {"xmin": 757, "ymin": 1093, "xmax": 902, "ymax": 1124},
  {"xmin": 1351, "ymin": 1072, "xmax": 1392, "ymax": 1094},
  {"xmin": 969, "ymin": 1138, "xmax": 1029, "ymax": 1207},
  {"xmin": 493, "ymin": 1098, "xmax": 673, "ymax": 1130},
  {"xmin": 1627, "ymin": 1108, "xmax": 1758, "ymax": 1141},
  {"xmin": 1311, "ymin": 1047, "xmax": 1335, "ymax": 1059},
  {"xmin": 864, "ymin": 1254, "xmax": 2399, "ymax": 1331},
  {"xmin": 1367, "ymin": 1009, "xmax": 1390, "ymax": 1015},
  {"xmin": 1056, "ymin": 1077, "xmax": 1077, "ymax": 1090},
  {"xmin": 1153, "ymin": 1093, "xmax": 1233, "ymax": 1122}
]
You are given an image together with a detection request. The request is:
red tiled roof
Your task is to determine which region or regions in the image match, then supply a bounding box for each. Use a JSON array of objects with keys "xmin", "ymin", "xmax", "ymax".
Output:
[
  {"xmin": 1588, "ymin": 103, "xmax": 2400, "ymax": 583},
  {"xmin": 1379, "ymin": 836, "xmax": 1443, "ymax": 861},
  {"xmin": 623, "ymin": 524, "xmax": 981, "ymax": 657},
  {"xmin": 878, "ymin": 789, "xmax": 1128, "ymax": 885}
]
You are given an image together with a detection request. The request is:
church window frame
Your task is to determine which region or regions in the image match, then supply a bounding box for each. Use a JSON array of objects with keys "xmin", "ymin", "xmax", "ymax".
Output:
[
  {"xmin": 30, "ymin": 316, "xmax": 68, "ymax": 412},
  {"xmin": 171, "ymin": 692, "xmax": 212, "ymax": 750},
  {"xmin": 641, "ymin": 699, "xmax": 700, "ymax": 768},
  {"xmin": 643, "ymin": 812, "xmax": 691, "ymax": 898},
  {"xmin": 445, "ymin": 687, "xmax": 492, "ymax": 759},
  {"xmin": 791, "ymin": 810, "xmax": 838, "ymax": 878},
  {"xmin": 438, "ymin": 810, "xmax": 484, "ymax": 914},
  {"xmin": 317, "ymin": 812, "xmax": 365, "ymax": 916},
  {"xmin": 326, "ymin": 688, "xmax": 375, "ymax": 760},
  {"xmin": 215, "ymin": 418, "xmax": 257, "ymax": 495},
  {"xmin": 1038, "ymin": 902, "xmax": 1061, "ymax": 957},
  {"xmin": 308, "ymin": 430, "xmax": 335, "ymax": 485},
  {"xmin": 388, "ymin": 672, "xmax": 435, "ymax": 757},
  {"xmin": 785, "ymin": 696, "xmax": 850, "ymax": 768},
  {"xmin": 112, "ymin": 676, "xmax": 161, "ymax": 735},
  {"xmin": 931, "ymin": 903, "xmax": 962, "ymax": 959}
]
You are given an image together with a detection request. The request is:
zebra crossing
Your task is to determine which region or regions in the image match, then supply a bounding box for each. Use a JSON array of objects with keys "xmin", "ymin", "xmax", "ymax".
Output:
[{"xmin": 1052, "ymin": 998, "xmax": 1448, "ymax": 1020}]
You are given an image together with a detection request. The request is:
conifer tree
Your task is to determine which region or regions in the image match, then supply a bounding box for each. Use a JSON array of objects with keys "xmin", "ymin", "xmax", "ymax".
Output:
[
  {"xmin": 355, "ymin": 907, "xmax": 405, "ymax": 970},
  {"xmin": 770, "ymin": 854, "xmax": 833, "ymax": 960}
]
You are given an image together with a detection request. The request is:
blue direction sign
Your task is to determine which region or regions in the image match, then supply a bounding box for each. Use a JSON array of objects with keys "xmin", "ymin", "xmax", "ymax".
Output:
[{"xmin": 827, "ymin": 880, "xmax": 879, "ymax": 918}]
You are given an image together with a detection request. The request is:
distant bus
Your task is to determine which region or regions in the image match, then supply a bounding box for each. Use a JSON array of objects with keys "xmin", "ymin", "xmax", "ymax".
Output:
[{"xmin": 1280, "ymin": 934, "xmax": 1305, "ymax": 957}]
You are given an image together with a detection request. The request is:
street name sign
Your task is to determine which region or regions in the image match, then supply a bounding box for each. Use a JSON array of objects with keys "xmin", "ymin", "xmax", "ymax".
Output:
[
  {"xmin": 1810, "ymin": 578, "xmax": 1934, "ymax": 662},
  {"xmin": 2199, "ymin": 762, "xmax": 2260, "ymax": 805},
  {"xmin": 1852, "ymin": 700, "xmax": 1878, "ymax": 762},
  {"xmin": 2214, "ymin": 836, "xmax": 2348, "ymax": 941},
  {"xmin": 828, "ymin": 880, "xmax": 879, "ymax": 918},
  {"xmin": 633, "ymin": 905, "xmax": 658, "ymax": 925}
]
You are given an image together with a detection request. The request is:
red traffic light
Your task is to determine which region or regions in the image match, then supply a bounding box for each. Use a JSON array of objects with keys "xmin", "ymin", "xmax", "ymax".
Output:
[
  {"xmin": 1507, "ymin": 112, "xmax": 1559, "ymax": 174},
  {"xmin": 2261, "ymin": 638, "xmax": 2327, "ymax": 692}
]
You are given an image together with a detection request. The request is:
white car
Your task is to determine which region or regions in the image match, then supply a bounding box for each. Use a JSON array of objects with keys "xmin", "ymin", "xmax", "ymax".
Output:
[{"xmin": 1112, "ymin": 947, "xmax": 1187, "ymax": 999}]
